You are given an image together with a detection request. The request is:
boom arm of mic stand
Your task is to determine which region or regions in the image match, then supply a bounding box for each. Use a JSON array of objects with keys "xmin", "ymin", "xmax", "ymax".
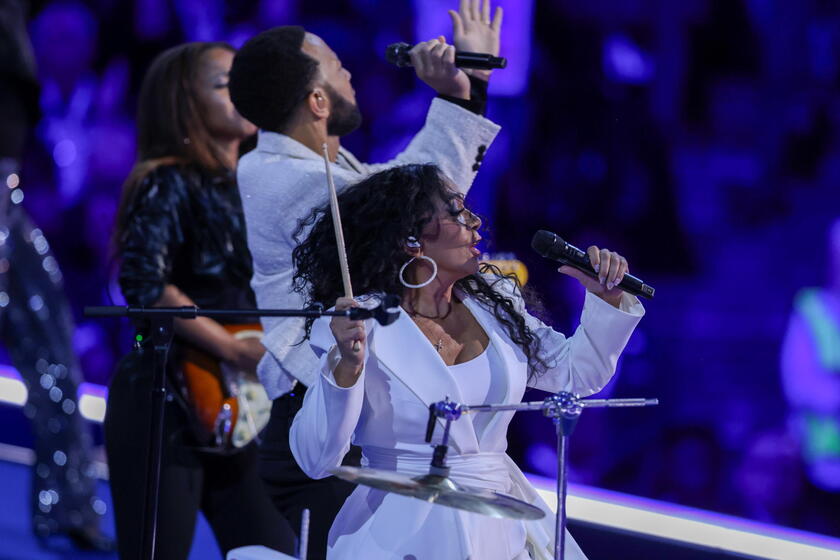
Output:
[
  {"xmin": 458, "ymin": 397, "xmax": 659, "ymax": 414},
  {"xmin": 84, "ymin": 294, "xmax": 402, "ymax": 326}
]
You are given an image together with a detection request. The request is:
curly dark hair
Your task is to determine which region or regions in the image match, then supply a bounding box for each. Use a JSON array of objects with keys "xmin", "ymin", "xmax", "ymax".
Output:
[
  {"xmin": 229, "ymin": 25, "xmax": 318, "ymax": 133},
  {"xmin": 292, "ymin": 164, "xmax": 550, "ymax": 379}
]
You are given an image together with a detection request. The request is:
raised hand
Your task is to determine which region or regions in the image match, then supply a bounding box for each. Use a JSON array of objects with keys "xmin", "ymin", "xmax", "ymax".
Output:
[
  {"xmin": 449, "ymin": 0, "xmax": 503, "ymax": 80},
  {"xmin": 557, "ymin": 246, "xmax": 629, "ymax": 308},
  {"xmin": 409, "ymin": 37, "xmax": 471, "ymax": 99}
]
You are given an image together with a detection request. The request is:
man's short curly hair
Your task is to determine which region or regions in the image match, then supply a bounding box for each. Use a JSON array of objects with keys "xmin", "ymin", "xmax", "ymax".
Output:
[{"xmin": 229, "ymin": 26, "xmax": 319, "ymax": 133}]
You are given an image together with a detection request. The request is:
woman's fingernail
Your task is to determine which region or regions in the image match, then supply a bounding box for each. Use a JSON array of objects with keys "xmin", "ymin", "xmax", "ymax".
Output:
[
  {"xmin": 600, "ymin": 276, "xmax": 605, "ymax": 285},
  {"xmin": 607, "ymin": 281, "xmax": 614, "ymax": 290},
  {"xmin": 594, "ymin": 263, "xmax": 600, "ymax": 273}
]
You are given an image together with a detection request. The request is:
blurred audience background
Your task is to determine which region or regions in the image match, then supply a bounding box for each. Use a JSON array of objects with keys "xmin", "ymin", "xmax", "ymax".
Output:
[{"xmin": 4, "ymin": 0, "xmax": 840, "ymax": 540}]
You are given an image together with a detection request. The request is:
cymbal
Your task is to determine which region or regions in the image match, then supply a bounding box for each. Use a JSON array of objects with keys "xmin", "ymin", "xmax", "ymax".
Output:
[{"xmin": 331, "ymin": 467, "xmax": 545, "ymax": 521}]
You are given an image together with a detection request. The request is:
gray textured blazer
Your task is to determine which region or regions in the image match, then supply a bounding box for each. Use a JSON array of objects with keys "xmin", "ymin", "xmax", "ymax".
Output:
[{"xmin": 238, "ymin": 97, "xmax": 501, "ymax": 398}]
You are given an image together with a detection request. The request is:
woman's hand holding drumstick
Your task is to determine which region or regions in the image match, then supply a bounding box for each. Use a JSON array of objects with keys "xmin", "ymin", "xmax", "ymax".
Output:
[
  {"xmin": 322, "ymin": 143, "xmax": 363, "ymax": 356},
  {"xmin": 330, "ymin": 296, "xmax": 365, "ymax": 387}
]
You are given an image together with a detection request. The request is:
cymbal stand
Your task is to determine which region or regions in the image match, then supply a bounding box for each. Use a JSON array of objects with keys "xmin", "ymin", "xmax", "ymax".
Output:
[
  {"xmin": 433, "ymin": 392, "xmax": 658, "ymax": 560},
  {"xmin": 424, "ymin": 397, "xmax": 464, "ymax": 477}
]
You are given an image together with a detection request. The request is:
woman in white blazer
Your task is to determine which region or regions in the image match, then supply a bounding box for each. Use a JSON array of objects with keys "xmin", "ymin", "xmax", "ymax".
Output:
[{"xmin": 289, "ymin": 164, "xmax": 645, "ymax": 559}]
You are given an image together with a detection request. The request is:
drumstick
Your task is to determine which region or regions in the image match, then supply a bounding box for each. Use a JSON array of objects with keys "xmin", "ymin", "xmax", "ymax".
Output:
[{"xmin": 322, "ymin": 143, "xmax": 361, "ymax": 352}]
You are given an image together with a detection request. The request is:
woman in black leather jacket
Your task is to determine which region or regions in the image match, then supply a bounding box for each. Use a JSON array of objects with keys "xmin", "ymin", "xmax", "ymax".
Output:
[{"xmin": 105, "ymin": 42, "xmax": 295, "ymax": 559}]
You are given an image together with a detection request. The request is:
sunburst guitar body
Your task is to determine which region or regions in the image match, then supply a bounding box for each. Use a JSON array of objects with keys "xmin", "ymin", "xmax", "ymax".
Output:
[{"xmin": 181, "ymin": 324, "xmax": 272, "ymax": 448}]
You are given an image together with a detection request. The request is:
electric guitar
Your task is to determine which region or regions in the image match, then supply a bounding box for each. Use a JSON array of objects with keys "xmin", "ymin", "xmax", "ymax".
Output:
[{"xmin": 181, "ymin": 324, "xmax": 272, "ymax": 448}]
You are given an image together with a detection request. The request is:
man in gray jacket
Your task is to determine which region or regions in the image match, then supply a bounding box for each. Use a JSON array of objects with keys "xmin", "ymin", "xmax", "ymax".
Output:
[{"xmin": 229, "ymin": 3, "xmax": 503, "ymax": 556}]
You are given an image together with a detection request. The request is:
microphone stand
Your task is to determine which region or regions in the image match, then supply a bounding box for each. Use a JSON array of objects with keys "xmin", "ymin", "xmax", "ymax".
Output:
[
  {"xmin": 85, "ymin": 298, "xmax": 399, "ymax": 560},
  {"xmin": 429, "ymin": 393, "xmax": 658, "ymax": 560}
]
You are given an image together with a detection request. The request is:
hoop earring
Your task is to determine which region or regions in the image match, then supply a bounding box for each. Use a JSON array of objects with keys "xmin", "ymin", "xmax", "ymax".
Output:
[{"xmin": 399, "ymin": 256, "xmax": 437, "ymax": 289}]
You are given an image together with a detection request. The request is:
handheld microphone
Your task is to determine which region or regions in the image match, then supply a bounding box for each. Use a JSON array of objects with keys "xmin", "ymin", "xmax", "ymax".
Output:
[
  {"xmin": 385, "ymin": 42, "xmax": 507, "ymax": 70},
  {"xmin": 531, "ymin": 230, "xmax": 655, "ymax": 299}
]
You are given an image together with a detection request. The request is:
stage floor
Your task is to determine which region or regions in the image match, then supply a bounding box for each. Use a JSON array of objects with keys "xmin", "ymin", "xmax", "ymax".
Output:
[{"xmin": 0, "ymin": 459, "xmax": 222, "ymax": 560}]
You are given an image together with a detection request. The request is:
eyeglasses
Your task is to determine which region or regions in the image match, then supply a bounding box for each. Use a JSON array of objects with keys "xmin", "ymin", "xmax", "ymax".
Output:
[{"xmin": 445, "ymin": 206, "xmax": 481, "ymax": 228}]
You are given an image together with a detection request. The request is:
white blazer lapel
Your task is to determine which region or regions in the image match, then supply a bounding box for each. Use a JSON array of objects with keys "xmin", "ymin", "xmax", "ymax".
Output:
[{"xmin": 372, "ymin": 309, "xmax": 479, "ymax": 454}]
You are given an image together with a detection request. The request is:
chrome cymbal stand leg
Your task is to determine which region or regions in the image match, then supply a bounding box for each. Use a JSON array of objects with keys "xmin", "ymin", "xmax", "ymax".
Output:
[
  {"xmin": 543, "ymin": 392, "xmax": 583, "ymax": 560},
  {"xmin": 425, "ymin": 397, "xmax": 463, "ymax": 477}
]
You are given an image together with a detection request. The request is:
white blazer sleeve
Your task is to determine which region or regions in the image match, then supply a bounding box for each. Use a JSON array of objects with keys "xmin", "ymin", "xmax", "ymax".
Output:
[
  {"xmin": 289, "ymin": 315, "xmax": 370, "ymax": 479},
  {"xmin": 360, "ymin": 98, "xmax": 500, "ymax": 196},
  {"xmin": 491, "ymin": 277, "xmax": 645, "ymax": 396}
]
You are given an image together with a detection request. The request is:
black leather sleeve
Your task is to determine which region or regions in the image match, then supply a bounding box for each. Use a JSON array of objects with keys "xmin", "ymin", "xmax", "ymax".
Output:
[
  {"xmin": 117, "ymin": 166, "xmax": 189, "ymax": 307},
  {"xmin": 436, "ymin": 74, "xmax": 489, "ymax": 116}
]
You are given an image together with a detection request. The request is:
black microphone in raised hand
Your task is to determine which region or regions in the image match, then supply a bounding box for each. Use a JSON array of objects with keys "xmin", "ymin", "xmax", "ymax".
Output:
[
  {"xmin": 385, "ymin": 42, "xmax": 507, "ymax": 70},
  {"xmin": 531, "ymin": 230, "xmax": 655, "ymax": 299}
]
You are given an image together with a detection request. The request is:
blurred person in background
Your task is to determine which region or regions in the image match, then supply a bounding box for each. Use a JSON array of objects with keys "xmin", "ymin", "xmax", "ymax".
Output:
[
  {"xmin": 780, "ymin": 217, "xmax": 840, "ymax": 524},
  {"xmin": 729, "ymin": 428, "xmax": 814, "ymax": 529},
  {"xmin": 652, "ymin": 425, "xmax": 725, "ymax": 512},
  {"xmin": 0, "ymin": 0, "xmax": 113, "ymax": 550},
  {"xmin": 27, "ymin": 0, "xmax": 137, "ymax": 385},
  {"xmin": 106, "ymin": 42, "xmax": 296, "ymax": 559}
]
